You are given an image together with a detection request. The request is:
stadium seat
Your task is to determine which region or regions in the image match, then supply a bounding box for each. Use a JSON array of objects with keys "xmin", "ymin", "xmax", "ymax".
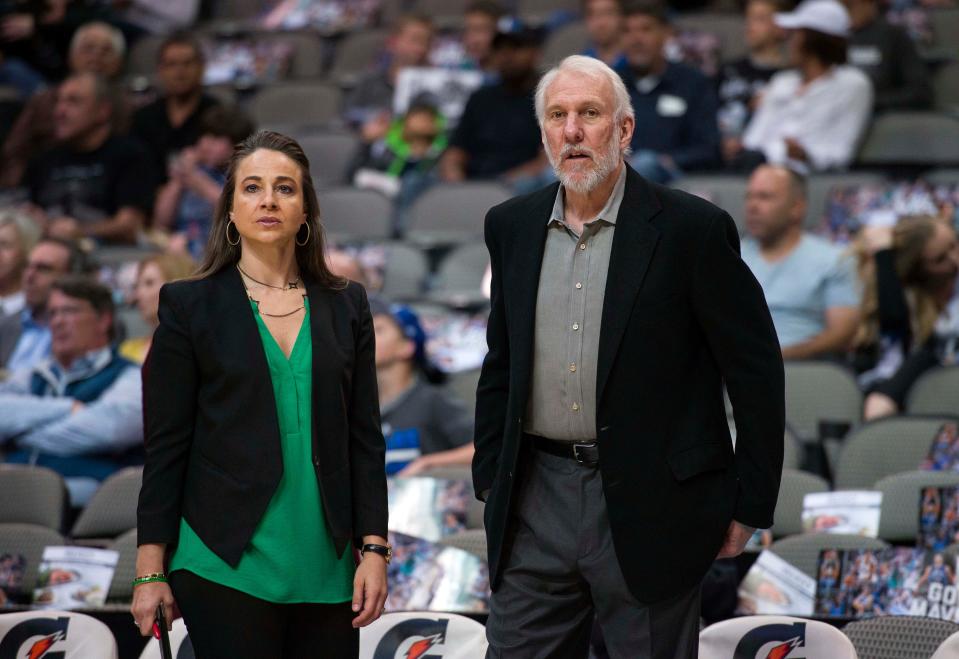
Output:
[
  {"xmin": 360, "ymin": 612, "xmax": 487, "ymax": 659},
  {"xmin": 0, "ymin": 523, "xmax": 66, "ymax": 593},
  {"xmin": 429, "ymin": 242, "xmax": 490, "ymax": 306},
  {"xmin": 932, "ymin": 629, "xmax": 959, "ymax": 659},
  {"xmin": 209, "ymin": 0, "xmax": 262, "ymax": 21},
  {"xmin": 768, "ymin": 532, "xmax": 888, "ymax": 579},
  {"xmin": 0, "ymin": 610, "xmax": 118, "ymax": 659},
  {"xmin": 542, "ymin": 22, "xmax": 590, "ymax": 67},
  {"xmin": 833, "ymin": 416, "xmax": 956, "ymax": 489},
  {"xmin": 934, "ymin": 61, "xmax": 959, "ymax": 113},
  {"xmin": 771, "ymin": 469, "xmax": 830, "ymax": 538},
  {"xmin": 858, "ymin": 112, "xmax": 959, "ymax": 166},
  {"xmin": 412, "ymin": 0, "xmax": 471, "ymax": 24},
  {"xmin": 302, "ymin": 133, "xmax": 361, "ymax": 189},
  {"xmin": 700, "ymin": 615, "xmax": 858, "ymax": 659},
  {"xmin": 0, "ymin": 464, "xmax": 67, "ymax": 530},
  {"xmin": 70, "ymin": 467, "xmax": 142, "ymax": 541},
  {"xmin": 906, "ymin": 366, "xmax": 959, "ymax": 416},
  {"xmin": 438, "ymin": 528, "xmax": 487, "ymax": 559},
  {"xmin": 319, "ymin": 187, "xmax": 393, "ymax": 240},
  {"xmin": 874, "ymin": 469, "xmax": 959, "ymax": 543},
  {"xmin": 139, "ymin": 617, "xmax": 193, "ymax": 659},
  {"xmin": 843, "ymin": 616, "xmax": 959, "ymax": 659},
  {"xmin": 265, "ymin": 31, "xmax": 324, "ymax": 79},
  {"xmin": 380, "ymin": 242, "xmax": 430, "ymax": 300},
  {"xmin": 925, "ymin": 168, "xmax": 959, "ymax": 184},
  {"xmin": 106, "ymin": 528, "xmax": 137, "ymax": 602},
  {"xmin": 406, "ymin": 182, "xmax": 511, "ymax": 245},
  {"xmin": 673, "ymin": 176, "xmax": 747, "ymax": 233},
  {"xmin": 445, "ymin": 368, "xmax": 481, "ymax": 415},
  {"xmin": 784, "ymin": 361, "xmax": 862, "ymax": 442},
  {"xmin": 673, "ymin": 13, "xmax": 749, "ymax": 62},
  {"xmin": 783, "ymin": 427, "xmax": 803, "ymax": 471},
  {"xmin": 930, "ymin": 8, "xmax": 959, "ymax": 49},
  {"xmin": 329, "ymin": 29, "xmax": 389, "ymax": 87},
  {"xmin": 249, "ymin": 83, "xmax": 342, "ymax": 129},
  {"xmin": 517, "ymin": 0, "xmax": 579, "ymax": 20}
]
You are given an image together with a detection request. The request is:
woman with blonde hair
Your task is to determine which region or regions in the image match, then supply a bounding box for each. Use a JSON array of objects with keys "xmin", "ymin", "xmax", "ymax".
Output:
[
  {"xmin": 853, "ymin": 215, "xmax": 959, "ymax": 418},
  {"xmin": 119, "ymin": 253, "xmax": 196, "ymax": 363}
]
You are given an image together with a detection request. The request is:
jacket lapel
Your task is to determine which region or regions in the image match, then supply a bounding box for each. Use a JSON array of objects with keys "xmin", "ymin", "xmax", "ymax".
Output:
[
  {"xmin": 510, "ymin": 183, "xmax": 558, "ymax": 410},
  {"xmin": 596, "ymin": 167, "xmax": 662, "ymax": 404}
]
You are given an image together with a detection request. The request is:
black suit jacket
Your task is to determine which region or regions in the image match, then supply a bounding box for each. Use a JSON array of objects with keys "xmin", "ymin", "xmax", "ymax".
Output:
[
  {"xmin": 473, "ymin": 165, "xmax": 785, "ymax": 603},
  {"xmin": 137, "ymin": 266, "xmax": 387, "ymax": 566}
]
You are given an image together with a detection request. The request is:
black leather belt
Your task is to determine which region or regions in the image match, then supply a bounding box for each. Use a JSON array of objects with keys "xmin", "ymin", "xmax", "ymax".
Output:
[{"xmin": 528, "ymin": 433, "xmax": 599, "ymax": 467}]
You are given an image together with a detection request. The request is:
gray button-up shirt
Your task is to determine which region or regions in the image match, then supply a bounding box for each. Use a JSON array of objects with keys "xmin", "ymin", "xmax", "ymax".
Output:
[{"xmin": 524, "ymin": 166, "xmax": 626, "ymax": 441}]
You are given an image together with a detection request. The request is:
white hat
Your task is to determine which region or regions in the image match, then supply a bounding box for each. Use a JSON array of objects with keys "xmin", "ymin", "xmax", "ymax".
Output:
[{"xmin": 774, "ymin": 0, "xmax": 851, "ymax": 38}]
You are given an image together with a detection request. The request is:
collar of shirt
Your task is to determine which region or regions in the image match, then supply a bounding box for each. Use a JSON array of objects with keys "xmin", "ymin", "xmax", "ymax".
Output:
[
  {"xmin": 34, "ymin": 345, "xmax": 114, "ymax": 393},
  {"xmin": 549, "ymin": 165, "xmax": 627, "ymax": 233},
  {"xmin": 380, "ymin": 376, "xmax": 422, "ymax": 416}
]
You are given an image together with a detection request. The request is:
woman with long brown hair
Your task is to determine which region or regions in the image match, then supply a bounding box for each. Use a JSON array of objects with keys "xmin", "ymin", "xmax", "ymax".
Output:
[
  {"xmin": 853, "ymin": 216, "xmax": 959, "ymax": 418},
  {"xmin": 131, "ymin": 131, "xmax": 389, "ymax": 658}
]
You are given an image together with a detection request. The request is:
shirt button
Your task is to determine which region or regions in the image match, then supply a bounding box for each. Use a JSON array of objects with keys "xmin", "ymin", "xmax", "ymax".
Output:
[
  {"xmin": 579, "ymin": 243, "xmax": 587, "ymax": 250},
  {"xmin": 572, "ymin": 323, "xmax": 580, "ymax": 331},
  {"xmin": 572, "ymin": 402, "xmax": 580, "ymax": 411},
  {"xmin": 569, "ymin": 363, "xmax": 577, "ymax": 372},
  {"xmin": 575, "ymin": 282, "xmax": 583, "ymax": 289}
]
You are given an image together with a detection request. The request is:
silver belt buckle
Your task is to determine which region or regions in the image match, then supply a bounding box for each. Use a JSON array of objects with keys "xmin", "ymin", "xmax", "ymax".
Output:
[{"xmin": 573, "ymin": 442, "xmax": 597, "ymax": 464}]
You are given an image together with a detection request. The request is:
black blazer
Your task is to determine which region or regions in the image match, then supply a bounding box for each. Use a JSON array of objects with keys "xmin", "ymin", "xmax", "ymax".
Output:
[
  {"xmin": 137, "ymin": 266, "xmax": 387, "ymax": 566},
  {"xmin": 473, "ymin": 165, "xmax": 785, "ymax": 603}
]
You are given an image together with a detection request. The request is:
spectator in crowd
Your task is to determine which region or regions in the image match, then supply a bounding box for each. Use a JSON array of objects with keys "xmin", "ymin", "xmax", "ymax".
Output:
[
  {"xmin": 0, "ymin": 21, "xmax": 127, "ymax": 189},
  {"xmin": 119, "ymin": 253, "xmax": 195, "ymax": 364},
  {"xmin": 855, "ymin": 218, "xmax": 959, "ymax": 418},
  {"xmin": 0, "ymin": 209, "xmax": 41, "ymax": 318},
  {"xmin": 0, "ymin": 276, "xmax": 142, "ymax": 505},
  {"xmin": 372, "ymin": 299, "xmax": 474, "ymax": 476},
  {"xmin": 439, "ymin": 17, "xmax": 548, "ymax": 191},
  {"xmin": 462, "ymin": 0, "xmax": 505, "ymax": 73},
  {"xmin": 0, "ymin": 0, "xmax": 66, "ymax": 97},
  {"xmin": 583, "ymin": 0, "xmax": 627, "ymax": 70},
  {"xmin": 351, "ymin": 101, "xmax": 447, "ymax": 228},
  {"xmin": 153, "ymin": 106, "xmax": 255, "ymax": 259},
  {"xmin": 619, "ymin": 0, "xmax": 721, "ymax": 182},
  {"xmin": 717, "ymin": 0, "xmax": 787, "ymax": 163},
  {"xmin": 843, "ymin": 0, "xmax": 933, "ymax": 111},
  {"xmin": 326, "ymin": 249, "xmax": 368, "ymax": 286},
  {"xmin": 741, "ymin": 164, "xmax": 861, "ymax": 359},
  {"xmin": 24, "ymin": 72, "xmax": 156, "ymax": 245},
  {"xmin": 0, "ymin": 238, "xmax": 85, "ymax": 372},
  {"xmin": 343, "ymin": 13, "xmax": 434, "ymax": 143},
  {"xmin": 736, "ymin": 0, "xmax": 873, "ymax": 172},
  {"xmin": 130, "ymin": 32, "xmax": 220, "ymax": 182}
]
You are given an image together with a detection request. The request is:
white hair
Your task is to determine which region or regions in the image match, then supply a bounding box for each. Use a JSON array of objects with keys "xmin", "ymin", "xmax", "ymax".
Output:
[
  {"xmin": 0, "ymin": 208, "xmax": 41, "ymax": 255},
  {"xmin": 534, "ymin": 55, "xmax": 634, "ymax": 130},
  {"xmin": 70, "ymin": 22, "xmax": 127, "ymax": 60}
]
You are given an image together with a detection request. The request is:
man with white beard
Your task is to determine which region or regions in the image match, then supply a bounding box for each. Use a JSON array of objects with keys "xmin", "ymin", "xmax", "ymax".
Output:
[{"xmin": 473, "ymin": 55, "xmax": 785, "ymax": 658}]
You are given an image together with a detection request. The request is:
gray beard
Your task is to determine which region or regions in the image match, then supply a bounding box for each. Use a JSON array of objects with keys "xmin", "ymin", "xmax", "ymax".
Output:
[{"xmin": 549, "ymin": 137, "xmax": 622, "ymax": 195}]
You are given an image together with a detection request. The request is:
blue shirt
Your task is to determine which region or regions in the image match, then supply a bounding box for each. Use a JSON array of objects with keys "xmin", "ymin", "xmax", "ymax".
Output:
[
  {"xmin": 5, "ymin": 309, "xmax": 51, "ymax": 372},
  {"xmin": 619, "ymin": 61, "xmax": 721, "ymax": 171},
  {"xmin": 583, "ymin": 46, "xmax": 628, "ymax": 72},
  {"xmin": 742, "ymin": 234, "xmax": 861, "ymax": 348}
]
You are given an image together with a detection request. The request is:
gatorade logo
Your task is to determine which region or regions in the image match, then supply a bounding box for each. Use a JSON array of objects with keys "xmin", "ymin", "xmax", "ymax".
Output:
[
  {"xmin": 373, "ymin": 618, "xmax": 450, "ymax": 659},
  {"xmin": 0, "ymin": 616, "xmax": 70, "ymax": 659},
  {"xmin": 733, "ymin": 621, "xmax": 806, "ymax": 659}
]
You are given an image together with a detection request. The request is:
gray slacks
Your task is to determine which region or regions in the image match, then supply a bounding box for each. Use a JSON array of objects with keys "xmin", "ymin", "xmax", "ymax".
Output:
[{"xmin": 485, "ymin": 447, "xmax": 701, "ymax": 659}]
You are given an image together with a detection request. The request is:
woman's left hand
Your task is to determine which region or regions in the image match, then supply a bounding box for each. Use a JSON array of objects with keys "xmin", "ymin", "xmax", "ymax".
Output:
[{"xmin": 351, "ymin": 553, "xmax": 388, "ymax": 628}]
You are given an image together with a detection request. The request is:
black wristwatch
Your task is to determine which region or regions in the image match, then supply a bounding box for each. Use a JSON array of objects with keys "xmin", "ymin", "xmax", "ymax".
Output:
[{"xmin": 361, "ymin": 543, "xmax": 393, "ymax": 564}]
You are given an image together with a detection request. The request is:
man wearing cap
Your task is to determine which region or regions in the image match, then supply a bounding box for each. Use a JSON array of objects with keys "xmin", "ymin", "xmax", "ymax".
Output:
[
  {"xmin": 735, "ymin": 0, "xmax": 873, "ymax": 172},
  {"xmin": 439, "ymin": 16, "xmax": 550, "ymax": 192},
  {"xmin": 474, "ymin": 54, "xmax": 784, "ymax": 658},
  {"xmin": 372, "ymin": 300, "xmax": 475, "ymax": 476}
]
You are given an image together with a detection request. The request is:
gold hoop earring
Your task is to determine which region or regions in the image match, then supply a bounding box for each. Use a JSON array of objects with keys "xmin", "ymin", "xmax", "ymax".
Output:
[
  {"xmin": 295, "ymin": 222, "xmax": 311, "ymax": 247},
  {"xmin": 226, "ymin": 220, "xmax": 241, "ymax": 246}
]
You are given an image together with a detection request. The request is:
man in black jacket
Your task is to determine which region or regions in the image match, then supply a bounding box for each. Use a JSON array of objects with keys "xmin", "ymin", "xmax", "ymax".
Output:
[{"xmin": 473, "ymin": 53, "xmax": 784, "ymax": 658}]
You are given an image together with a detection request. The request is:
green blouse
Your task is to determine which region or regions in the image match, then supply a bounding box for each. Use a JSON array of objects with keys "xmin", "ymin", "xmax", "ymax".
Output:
[{"xmin": 169, "ymin": 298, "xmax": 355, "ymax": 603}]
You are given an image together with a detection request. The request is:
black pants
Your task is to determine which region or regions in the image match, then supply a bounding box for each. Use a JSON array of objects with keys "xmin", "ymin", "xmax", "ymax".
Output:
[{"xmin": 169, "ymin": 570, "xmax": 358, "ymax": 659}]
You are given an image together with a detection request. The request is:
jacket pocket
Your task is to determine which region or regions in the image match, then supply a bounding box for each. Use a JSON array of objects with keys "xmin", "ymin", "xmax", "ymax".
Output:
[{"xmin": 667, "ymin": 442, "xmax": 731, "ymax": 482}]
